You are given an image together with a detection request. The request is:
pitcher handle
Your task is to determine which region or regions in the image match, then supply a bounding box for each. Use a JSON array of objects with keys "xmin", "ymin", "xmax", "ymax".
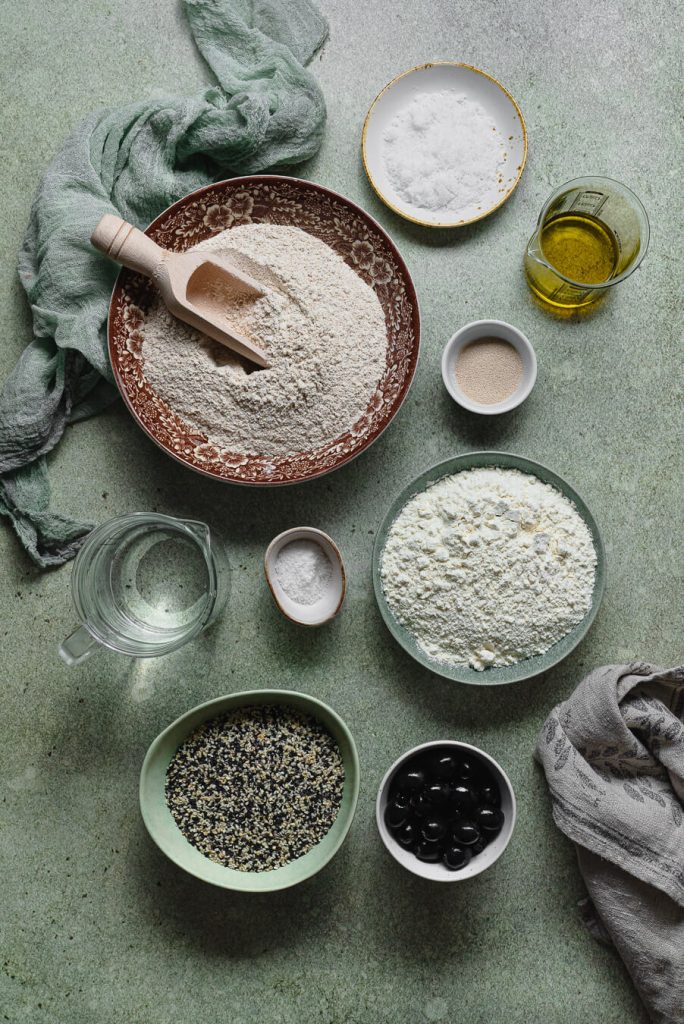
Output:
[{"xmin": 59, "ymin": 625, "xmax": 98, "ymax": 666}]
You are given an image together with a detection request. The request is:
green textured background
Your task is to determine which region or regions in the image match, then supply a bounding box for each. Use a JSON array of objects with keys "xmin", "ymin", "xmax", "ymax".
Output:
[{"xmin": 1, "ymin": 2, "xmax": 681, "ymax": 1022}]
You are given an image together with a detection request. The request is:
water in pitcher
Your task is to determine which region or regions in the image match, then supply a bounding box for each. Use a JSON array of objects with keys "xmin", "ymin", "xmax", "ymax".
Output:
[
  {"xmin": 107, "ymin": 525, "xmax": 212, "ymax": 643},
  {"xmin": 60, "ymin": 513, "xmax": 228, "ymax": 665}
]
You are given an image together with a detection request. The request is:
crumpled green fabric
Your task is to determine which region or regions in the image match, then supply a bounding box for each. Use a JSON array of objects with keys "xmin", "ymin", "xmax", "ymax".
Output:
[{"xmin": 0, "ymin": 0, "xmax": 327, "ymax": 568}]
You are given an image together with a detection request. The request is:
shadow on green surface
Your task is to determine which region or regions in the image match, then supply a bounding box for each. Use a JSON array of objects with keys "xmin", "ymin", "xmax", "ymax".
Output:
[
  {"xmin": 133, "ymin": 823, "xmax": 357, "ymax": 959},
  {"xmin": 133, "ymin": 799, "xmax": 504, "ymax": 968},
  {"xmin": 438, "ymin": 385, "xmax": 540, "ymax": 449},
  {"xmin": 256, "ymin": 583, "xmax": 346, "ymax": 670},
  {"xmin": 365, "ymin": 590, "xmax": 600, "ymax": 734},
  {"xmin": 363, "ymin": 842, "xmax": 521, "ymax": 966}
]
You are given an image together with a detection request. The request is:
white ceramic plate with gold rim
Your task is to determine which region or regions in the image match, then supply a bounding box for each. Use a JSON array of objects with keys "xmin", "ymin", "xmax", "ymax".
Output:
[{"xmin": 362, "ymin": 63, "xmax": 527, "ymax": 228}]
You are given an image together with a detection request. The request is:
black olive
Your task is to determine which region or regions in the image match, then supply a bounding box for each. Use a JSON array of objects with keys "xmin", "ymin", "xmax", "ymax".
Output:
[
  {"xmin": 472, "ymin": 837, "xmax": 487, "ymax": 855},
  {"xmin": 414, "ymin": 840, "xmax": 443, "ymax": 863},
  {"xmin": 427, "ymin": 752, "xmax": 458, "ymax": 780},
  {"xmin": 394, "ymin": 768, "xmax": 425, "ymax": 795},
  {"xmin": 444, "ymin": 844, "xmax": 472, "ymax": 871},
  {"xmin": 384, "ymin": 801, "xmax": 407, "ymax": 830},
  {"xmin": 392, "ymin": 789, "xmax": 411, "ymax": 811},
  {"xmin": 396, "ymin": 821, "xmax": 419, "ymax": 848},
  {"xmin": 455, "ymin": 758, "xmax": 478, "ymax": 782},
  {"xmin": 449, "ymin": 784, "xmax": 476, "ymax": 814},
  {"xmin": 421, "ymin": 817, "xmax": 447, "ymax": 843},
  {"xmin": 425, "ymin": 781, "xmax": 449, "ymax": 807},
  {"xmin": 475, "ymin": 805, "xmax": 504, "ymax": 834},
  {"xmin": 478, "ymin": 784, "xmax": 501, "ymax": 807},
  {"xmin": 452, "ymin": 820, "xmax": 480, "ymax": 846},
  {"xmin": 410, "ymin": 791, "xmax": 432, "ymax": 818}
]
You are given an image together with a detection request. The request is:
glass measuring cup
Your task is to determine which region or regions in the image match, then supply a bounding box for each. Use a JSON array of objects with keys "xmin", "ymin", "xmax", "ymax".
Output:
[
  {"xmin": 524, "ymin": 176, "xmax": 649, "ymax": 310},
  {"xmin": 59, "ymin": 513, "xmax": 229, "ymax": 666}
]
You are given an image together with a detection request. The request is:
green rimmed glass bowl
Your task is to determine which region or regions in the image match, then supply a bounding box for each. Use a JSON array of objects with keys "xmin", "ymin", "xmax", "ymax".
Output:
[
  {"xmin": 372, "ymin": 452, "xmax": 606, "ymax": 685},
  {"xmin": 140, "ymin": 689, "xmax": 359, "ymax": 891}
]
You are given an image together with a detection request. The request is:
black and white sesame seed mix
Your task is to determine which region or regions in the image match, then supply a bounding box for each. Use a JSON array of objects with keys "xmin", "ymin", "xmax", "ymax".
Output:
[{"xmin": 165, "ymin": 705, "xmax": 345, "ymax": 872}]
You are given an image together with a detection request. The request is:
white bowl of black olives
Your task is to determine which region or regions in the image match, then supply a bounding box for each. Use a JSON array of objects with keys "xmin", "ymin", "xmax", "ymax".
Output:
[{"xmin": 376, "ymin": 740, "xmax": 516, "ymax": 881}]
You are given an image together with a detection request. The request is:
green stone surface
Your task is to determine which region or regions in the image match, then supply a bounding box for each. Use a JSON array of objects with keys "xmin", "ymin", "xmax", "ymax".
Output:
[{"xmin": 1, "ymin": 2, "xmax": 681, "ymax": 1022}]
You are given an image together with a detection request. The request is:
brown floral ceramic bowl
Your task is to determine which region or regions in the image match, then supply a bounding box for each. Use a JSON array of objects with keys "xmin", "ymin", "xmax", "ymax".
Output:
[{"xmin": 108, "ymin": 175, "xmax": 420, "ymax": 485}]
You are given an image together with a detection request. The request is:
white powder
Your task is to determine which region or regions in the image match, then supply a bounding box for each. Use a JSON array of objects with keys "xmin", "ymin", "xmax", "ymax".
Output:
[
  {"xmin": 380, "ymin": 468, "xmax": 597, "ymax": 671},
  {"xmin": 275, "ymin": 540, "xmax": 333, "ymax": 606},
  {"xmin": 382, "ymin": 90, "xmax": 506, "ymax": 214},
  {"xmin": 141, "ymin": 225, "xmax": 387, "ymax": 457}
]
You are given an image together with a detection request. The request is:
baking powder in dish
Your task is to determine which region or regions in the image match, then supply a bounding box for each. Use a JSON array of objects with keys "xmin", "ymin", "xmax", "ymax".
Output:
[{"xmin": 382, "ymin": 90, "xmax": 507, "ymax": 215}]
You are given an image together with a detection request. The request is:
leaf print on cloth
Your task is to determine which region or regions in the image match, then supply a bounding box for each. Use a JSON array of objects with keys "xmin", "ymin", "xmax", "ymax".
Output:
[
  {"xmin": 553, "ymin": 736, "xmax": 567, "ymax": 758},
  {"xmin": 576, "ymin": 768, "xmax": 604, "ymax": 795},
  {"xmin": 535, "ymin": 662, "xmax": 684, "ymax": 1024},
  {"xmin": 642, "ymin": 788, "xmax": 667, "ymax": 808},
  {"xmin": 554, "ymin": 745, "xmax": 572, "ymax": 772},
  {"xmin": 630, "ymin": 696, "xmax": 651, "ymax": 713},
  {"xmin": 665, "ymin": 720, "xmax": 683, "ymax": 742}
]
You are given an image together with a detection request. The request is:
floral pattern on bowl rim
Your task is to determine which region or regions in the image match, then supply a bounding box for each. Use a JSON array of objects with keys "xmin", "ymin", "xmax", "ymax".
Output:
[{"xmin": 108, "ymin": 175, "xmax": 420, "ymax": 485}]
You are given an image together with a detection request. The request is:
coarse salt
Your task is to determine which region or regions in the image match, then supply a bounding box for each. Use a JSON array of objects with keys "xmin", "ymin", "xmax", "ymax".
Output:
[
  {"xmin": 382, "ymin": 90, "xmax": 506, "ymax": 215},
  {"xmin": 274, "ymin": 539, "xmax": 333, "ymax": 606}
]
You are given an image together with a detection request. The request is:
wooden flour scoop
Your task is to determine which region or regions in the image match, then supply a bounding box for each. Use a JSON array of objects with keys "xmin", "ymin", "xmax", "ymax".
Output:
[{"xmin": 91, "ymin": 215, "xmax": 270, "ymax": 369}]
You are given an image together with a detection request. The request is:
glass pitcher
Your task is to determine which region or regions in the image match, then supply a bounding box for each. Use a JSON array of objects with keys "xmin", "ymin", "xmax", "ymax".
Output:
[
  {"xmin": 59, "ymin": 513, "xmax": 229, "ymax": 666},
  {"xmin": 524, "ymin": 176, "xmax": 649, "ymax": 310}
]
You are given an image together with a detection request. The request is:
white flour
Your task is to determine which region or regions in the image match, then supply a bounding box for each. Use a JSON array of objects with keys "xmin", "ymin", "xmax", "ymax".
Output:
[
  {"xmin": 382, "ymin": 90, "xmax": 506, "ymax": 214},
  {"xmin": 275, "ymin": 540, "xmax": 333, "ymax": 606},
  {"xmin": 380, "ymin": 468, "xmax": 597, "ymax": 671},
  {"xmin": 142, "ymin": 225, "xmax": 387, "ymax": 457}
]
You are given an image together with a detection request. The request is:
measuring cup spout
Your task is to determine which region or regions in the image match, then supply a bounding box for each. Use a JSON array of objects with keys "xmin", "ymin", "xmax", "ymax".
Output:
[
  {"xmin": 526, "ymin": 229, "xmax": 545, "ymax": 265},
  {"xmin": 59, "ymin": 624, "xmax": 99, "ymax": 666},
  {"xmin": 181, "ymin": 518, "xmax": 212, "ymax": 552}
]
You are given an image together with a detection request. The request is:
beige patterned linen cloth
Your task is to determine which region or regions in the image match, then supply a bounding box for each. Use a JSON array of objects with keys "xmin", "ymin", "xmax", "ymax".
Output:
[{"xmin": 536, "ymin": 663, "xmax": 684, "ymax": 1024}]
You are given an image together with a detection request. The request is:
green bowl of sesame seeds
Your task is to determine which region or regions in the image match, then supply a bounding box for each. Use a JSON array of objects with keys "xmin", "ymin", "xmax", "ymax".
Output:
[{"xmin": 140, "ymin": 689, "xmax": 359, "ymax": 892}]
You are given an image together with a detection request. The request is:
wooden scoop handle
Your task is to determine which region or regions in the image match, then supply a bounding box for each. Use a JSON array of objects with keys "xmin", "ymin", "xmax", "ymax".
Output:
[{"xmin": 91, "ymin": 215, "xmax": 166, "ymax": 278}]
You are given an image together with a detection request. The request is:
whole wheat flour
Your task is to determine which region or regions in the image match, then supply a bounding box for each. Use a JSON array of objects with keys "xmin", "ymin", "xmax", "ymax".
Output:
[
  {"xmin": 380, "ymin": 468, "xmax": 597, "ymax": 671},
  {"xmin": 141, "ymin": 224, "xmax": 387, "ymax": 457}
]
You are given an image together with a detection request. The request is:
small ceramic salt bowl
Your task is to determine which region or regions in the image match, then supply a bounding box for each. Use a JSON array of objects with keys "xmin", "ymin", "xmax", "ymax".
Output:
[
  {"xmin": 376, "ymin": 739, "xmax": 517, "ymax": 882},
  {"xmin": 265, "ymin": 527, "xmax": 346, "ymax": 627},
  {"xmin": 441, "ymin": 319, "xmax": 537, "ymax": 415}
]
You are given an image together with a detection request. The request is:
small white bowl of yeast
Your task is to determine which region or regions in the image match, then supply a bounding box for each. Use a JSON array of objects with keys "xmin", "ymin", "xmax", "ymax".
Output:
[{"xmin": 441, "ymin": 319, "xmax": 537, "ymax": 415}]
